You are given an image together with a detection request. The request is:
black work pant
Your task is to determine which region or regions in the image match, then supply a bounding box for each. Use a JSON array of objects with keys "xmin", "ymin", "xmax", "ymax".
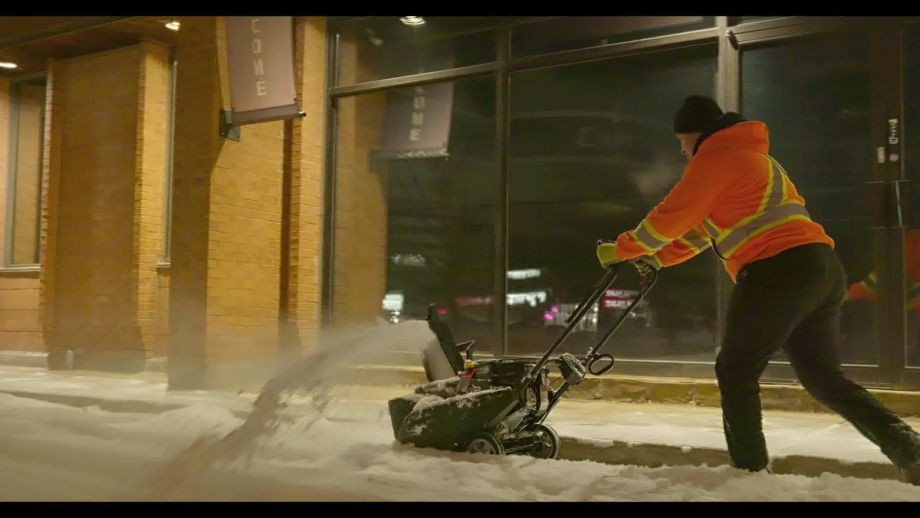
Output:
[{"xmin": 716, "ymin": 243, "xmax": 920, "ymax": 471}]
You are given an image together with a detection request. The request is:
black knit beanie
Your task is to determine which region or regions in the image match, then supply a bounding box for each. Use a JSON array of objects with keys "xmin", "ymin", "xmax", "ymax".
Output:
[{"xmin": 674, "ymin": 95, "xmax": 724, "ymax": 133}]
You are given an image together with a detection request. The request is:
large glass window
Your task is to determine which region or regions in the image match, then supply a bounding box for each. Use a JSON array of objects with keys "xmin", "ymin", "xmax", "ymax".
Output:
[
  {"xmin": 6, "ymin": 77, "xmax": 46, "ymax": 266},
  {"xmin": 742, "ymin": 31, "xmax": 875, "ymax": 365},
  {"xmin": 334, "ymin": 17, "xmax": 497, "ymax": 86},
  {"xmin": 903, "ymin": 24, "xmax": 920, "ymax": 367},
  {"xmin": 507, "ymin": 45, "xmax": 719, "ymax": 360},
  {"xmin": 333, "ymin": 76, "xmax": 498, "ymax": 355},
  {"xmin": 512, "ymin": 17, "xmax": 715, "ymax": 56},
  {"xmin": 327, "ymin": 17, "xmax": 920, "ymax": 385},
  {"xmin": 736, "ymin": 16, "xmax": 786, "ymax": 24}
]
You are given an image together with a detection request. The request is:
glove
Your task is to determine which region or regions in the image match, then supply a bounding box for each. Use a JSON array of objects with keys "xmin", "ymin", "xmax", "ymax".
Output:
[
  {"xmin": 632, "ymin": 257, "xmax": 660, "ymax": 290},
  {"xmin": 633, "ymin": 256, "xmax": 660, "ymax": 277},
  {"xmin": 596, "ymin": 240, "xmax": 620, "ymax": 269}
]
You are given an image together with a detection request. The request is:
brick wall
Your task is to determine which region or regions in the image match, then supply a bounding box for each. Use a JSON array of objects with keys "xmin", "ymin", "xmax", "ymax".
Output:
[
  {"xmin": 283, "ymin": 16, "xmax": 326, "ymax": 351},
  {"xmin": 169, "ymin": 17, "xmax": 286, "ymax": 379},
  {"xmin": 155, "ymin": 266, "xmax": 169, "ymax": 356},
  {"xmin": 168, "ymin": 17, "xmax": 222, "ymax": 380},
  {"xmin": 35, "ymin": 44, "xmax": 171, "ymax": 369},
  {"xmin": 134, "ymin": 41, "xmax": 171, "ymax": 356},
  {"xmin": 39, "ymin": 60, "xmax": 61, "ymax": 354}
]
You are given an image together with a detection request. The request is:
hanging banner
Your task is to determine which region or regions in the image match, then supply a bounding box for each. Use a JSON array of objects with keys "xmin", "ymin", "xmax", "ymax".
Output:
[
  {"xmin": 225, "ymin": 16, "xmax": 301, "ymax": 125},
  {"xmin": 378, "ymin": 82, "xmax": 454, "ymax": 159}
]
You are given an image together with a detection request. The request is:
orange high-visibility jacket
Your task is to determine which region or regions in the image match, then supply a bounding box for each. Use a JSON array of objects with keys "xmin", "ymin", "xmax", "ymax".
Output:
[
  {"xmin": 611, "ymin": 120, "xmax": 834, "ymax": 281},
  {"xmin": 847, "ymin": 229, "xmax": 920, "ymax": 313}
]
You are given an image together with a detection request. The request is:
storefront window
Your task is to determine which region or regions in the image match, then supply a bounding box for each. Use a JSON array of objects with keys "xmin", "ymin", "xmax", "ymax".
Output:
[
  {"xmin": 333, "ymin": 76, "xmax": 499, "ymax": 354},
  {"xmin": 507, "ymin": 45, "xmax": 719, "ymax": 360},
  {"xmin": 742, "ymin": 32, "xmax": 875, "ymax": 364}
]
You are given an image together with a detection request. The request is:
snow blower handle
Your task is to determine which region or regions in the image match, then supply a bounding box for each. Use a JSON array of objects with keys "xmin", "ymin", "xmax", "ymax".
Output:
[
  {"xmin": 530, "ymin": 260, "xmax": 658, "ymax": 426},
  {"xmin": 527, "ymin": 265, "xmax": 619, "ymax": 383},
  {"xmin": 583, "ymin": 260, "xmax": 658, "ymax": 370},
  {"xmin": 565, "ymin": 266, "xmax": 618, "ymax": 326},
  {"xmin": 562, "ymin": 239, "xmax": 619, "ymax": 327},
  {"xmin": 594, "ymin": 237, "xmax": 657, "ymax": 291},
  {"xmin": 580, "ymin": 260, "xmax": 656, "ymax": 376}
]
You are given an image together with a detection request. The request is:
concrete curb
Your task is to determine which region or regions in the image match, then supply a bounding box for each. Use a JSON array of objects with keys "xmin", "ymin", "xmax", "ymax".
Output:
[
  {"xmin": 4, "ymin": 356, "xmax": 920, "ymax": 417},
  {"xmin": 0, "ymin": 351, "xmax": 47, "ymax": 368},
  {"xmin": 347, "ymin": 365, "xmax": 920, "ymax": 417}
]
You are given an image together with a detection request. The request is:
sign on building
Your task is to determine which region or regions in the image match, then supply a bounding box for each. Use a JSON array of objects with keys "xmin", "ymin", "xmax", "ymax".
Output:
[{"xmin": 225, "ymin": 16, "xmax": 302, "ymax": 125}]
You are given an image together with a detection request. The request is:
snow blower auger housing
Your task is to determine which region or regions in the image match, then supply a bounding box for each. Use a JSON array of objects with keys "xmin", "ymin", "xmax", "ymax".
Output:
[{"xmin": 388, "ymin": 261, "xmax": 656, "ymax": 459}]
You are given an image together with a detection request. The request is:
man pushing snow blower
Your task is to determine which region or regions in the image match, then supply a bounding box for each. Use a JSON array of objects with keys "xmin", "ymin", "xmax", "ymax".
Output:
[{"xmin": 596, "ymin": 95, "xmax": 920, "ymax": 484}]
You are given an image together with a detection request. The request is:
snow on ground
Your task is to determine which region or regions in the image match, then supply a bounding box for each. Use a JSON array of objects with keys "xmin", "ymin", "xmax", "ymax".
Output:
[
  {"xmin": 0, "ymin": 361, "xmax": 898, "ymax": 467},
  {"xmin": 2, "ymin": 388, "xmax": 920, "ymax": 501},
  {"xmin": 550, "ymin": 399, "xmax": 907, "ymax": 465},
  {"xmin": 1, "ymin": 319, "xmax": 919, "ymax": 501}
]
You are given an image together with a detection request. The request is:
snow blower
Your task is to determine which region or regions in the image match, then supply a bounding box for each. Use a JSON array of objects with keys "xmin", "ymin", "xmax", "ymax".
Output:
[{"xmin": 388, "ymin": 261, "xmax": 657, "ymax": 459}]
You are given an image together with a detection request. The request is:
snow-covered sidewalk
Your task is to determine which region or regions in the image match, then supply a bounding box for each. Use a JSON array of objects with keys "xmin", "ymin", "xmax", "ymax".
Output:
[{"xmin": 1, "ymin": 365, "xmax": 920, "ymax": 501}]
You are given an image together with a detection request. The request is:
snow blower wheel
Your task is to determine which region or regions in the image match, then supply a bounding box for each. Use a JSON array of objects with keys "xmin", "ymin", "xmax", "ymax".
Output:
[
  {"xmin": 530, "ymin": 424, "xmax": 561, "ymax": 459},
  {"xmin": 464, "ymin": 433, "xmax": 504, "ymax": 455}
]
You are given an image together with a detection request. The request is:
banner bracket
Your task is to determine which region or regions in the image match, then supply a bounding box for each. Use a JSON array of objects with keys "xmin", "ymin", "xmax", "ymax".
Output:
[{"xmin": 219, "ymin": 109, "xmax": 241, "ymax": 141}]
